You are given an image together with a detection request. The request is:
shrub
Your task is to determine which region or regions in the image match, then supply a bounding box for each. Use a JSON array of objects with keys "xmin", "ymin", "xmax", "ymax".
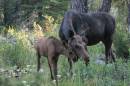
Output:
[
  {"xmin": 0, "ymin": 75, "xmax": 25, "ymax": 86},
  {"xmin": 0, "ymin": 27, "xmax": 36, "ymax": 67},
  {"xmin": 114, "ymin": 23, "xmax": 130, "ymax": 59}
]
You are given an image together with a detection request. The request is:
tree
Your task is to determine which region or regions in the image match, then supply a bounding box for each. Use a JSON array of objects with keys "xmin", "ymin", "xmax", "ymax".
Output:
[
  {"xmin": 3, "ymin": 0, "xmax": 22, "ymax": 26},
  {"xmin": 3, "ymin": 0, "xmax": 8, "ymax": 25},
  {"xmin": 98, "ymin": 0, "xmax": 112, "ymax": 12},
  {"xmin": 70, "ymin": 0, "xmax": 88, "ymax": 13},
  {"xmin": 0, "ymin": 0, "xmax": 69, "ymax": 28},
  {"xmin": 127, "ymin": 0, "xmax": 130, "ymax": 32}
]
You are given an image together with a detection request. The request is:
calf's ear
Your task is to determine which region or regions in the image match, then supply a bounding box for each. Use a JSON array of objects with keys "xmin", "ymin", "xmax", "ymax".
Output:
[{"xmin": 68, "ymin": 36, "xmax": 75, "ymax": 45}]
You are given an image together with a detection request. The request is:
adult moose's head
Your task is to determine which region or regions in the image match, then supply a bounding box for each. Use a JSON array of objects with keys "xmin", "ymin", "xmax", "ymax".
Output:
[{"xmin": 68, "ymin": 35, "xmax": 89, "ymax": 65}]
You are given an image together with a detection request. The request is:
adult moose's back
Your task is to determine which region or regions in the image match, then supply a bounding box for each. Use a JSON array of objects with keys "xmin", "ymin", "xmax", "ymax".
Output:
[{"xmin": 59, "ymin": 10, "xmax": 116, "ymax": 64}]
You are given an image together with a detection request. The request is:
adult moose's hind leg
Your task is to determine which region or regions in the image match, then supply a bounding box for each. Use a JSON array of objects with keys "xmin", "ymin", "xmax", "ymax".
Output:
[
  {"xmin": 103, "ymin": 39, "xmax": 115, "ymax": 64},
  {"xmin": 68, "ymin": 58, "xmax": 73, "ymax": 76}
]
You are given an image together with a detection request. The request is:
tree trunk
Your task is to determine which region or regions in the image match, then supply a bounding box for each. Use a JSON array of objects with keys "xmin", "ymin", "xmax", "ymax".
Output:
[
  {"xmin": 128, "ymin": 1, "xmax": 130, "ymax": 32},
  {"xmin": 3, "ymin": 0, "xmax": 20, "ymax": 26},
  {"xmin": 98, "ymin": 0, "xmax": 112, "ymax": 12},
  {"xmin": 70, "ymin": 0, "xmax": 88, "ymax": 13},
  {"xmin": 3, "ymin": 0, "xmax": 8, "ymax": 25}
]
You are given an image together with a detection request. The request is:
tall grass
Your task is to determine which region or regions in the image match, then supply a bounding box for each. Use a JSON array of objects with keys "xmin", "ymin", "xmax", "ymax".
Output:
[
  {"xmin": 0, "ymin": 24, "xmax": 130, "ymax": 86},
  {"xmin": 0, "ymin": 28, "xmax": 36, "ymax": 67}
]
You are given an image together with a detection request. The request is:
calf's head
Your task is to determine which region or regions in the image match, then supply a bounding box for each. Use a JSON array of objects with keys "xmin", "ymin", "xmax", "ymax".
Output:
[
  {"xmin": 62, "ymin": 42, "xmax": 78, "ymax": 62},
  {"xmin": 68, "ymin": 35, "xmax": 89, "ymax": 64},
  {"xmin": 68, "ymin": 50, "xmax": 79, "ymax": 62}
]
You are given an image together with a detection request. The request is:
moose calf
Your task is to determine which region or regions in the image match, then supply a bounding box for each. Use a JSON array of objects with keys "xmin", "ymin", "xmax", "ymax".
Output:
[{"xmin": 34, "ymin": 36, "xmax": 75, "ymax": 85}]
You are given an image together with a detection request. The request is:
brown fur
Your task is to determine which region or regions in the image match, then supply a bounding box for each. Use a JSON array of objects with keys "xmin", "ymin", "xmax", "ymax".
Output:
[
  {"xmin": 59, "ymin": 10, "xmax": 116, "ymax": 64},
  {"xmin": 68, "ymin": 35, "xmax": 90, "ymax": 65},
  {"xmin": 34, "ymin": 36, "xmax": 75, "ymax": 85}
]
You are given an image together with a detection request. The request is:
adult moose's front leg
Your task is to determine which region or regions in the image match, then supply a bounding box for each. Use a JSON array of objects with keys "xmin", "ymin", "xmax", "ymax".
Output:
[
  {"xmin": 68, "ymin": 58, "xmax": 73, "ymax": 76},
  {"xmin": 110, "ymin": 48, "xmax": 116, "ymax": 62}
]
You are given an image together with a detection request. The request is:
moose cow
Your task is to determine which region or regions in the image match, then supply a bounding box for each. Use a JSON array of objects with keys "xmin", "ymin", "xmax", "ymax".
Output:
[
  {"xmin": 59, "ymin": 10, "xmax": 116, "ymax": 64},
  {"xmin": 34, "ymin": 36, "xmax": 76, "ymax": 85}
]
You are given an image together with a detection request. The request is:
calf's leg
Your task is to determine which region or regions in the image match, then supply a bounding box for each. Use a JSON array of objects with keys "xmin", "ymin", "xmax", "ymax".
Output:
[
  {"xmin": 48, "ymin": 55, "xmax": 58, "ymax": 86},
  {"xmin": 37, "ymin": 51, "xmax": 41, "ymax": 72},
  {"xmin": 48, "ymin": 58, "xmax": 54, "ymax": 80}
]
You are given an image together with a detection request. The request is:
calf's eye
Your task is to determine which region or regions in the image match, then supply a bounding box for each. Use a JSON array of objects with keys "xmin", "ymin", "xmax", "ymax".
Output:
[{"xmin": 74, "ymin": 45, "xmax": 80, "ymax": 49}]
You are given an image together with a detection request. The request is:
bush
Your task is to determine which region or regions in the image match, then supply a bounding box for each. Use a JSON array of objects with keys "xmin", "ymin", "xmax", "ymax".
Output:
[
  {"xmin": 0, "ymin": 28, "xmax": 36, "ymax": 67},
  {"xmin": 114, "ymin": 23, "xmax": 130, "ymax": 59},
  {"xmin": 33, "ymin": 15, "xmax": 59, "ymax": 38}
]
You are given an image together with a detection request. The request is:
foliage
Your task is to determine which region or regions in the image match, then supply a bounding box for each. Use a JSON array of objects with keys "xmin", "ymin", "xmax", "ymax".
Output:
[
  {"xmin": 0, "ymin": 57, "xmax": 130, "ymax": 86},
  {"xmin": 0, "ymin": 0, "xmax": 69, "ymax": 27},
  {"xmin": 33, "ymin": 15, "xmax": 59, "ymax": 38},
  {"xmin": 33, "ymin": 22, "xmax": 44, "ymax": 38},
  {"xmin": 0, "ymin": 0, "xmax": 130, "ymax": 86},
  {"xmin": 113, "ymin": 23, "xmax": 130, "ymax": 59},
  {"xmin": 88, "ymin": 0, "xmax": 102, "ymax": 11},
  {"xmin": 0, "ymin": 27, "xmax": 36, "ymax": 67},
  {"xmin": 0, "ymin": 76, "xmax": 24, "ymax": 86},
  {"xmin": 42, "ymin": 0, "xmax": 69, "ymax": 20},
  {"xmin": 43, "ymin": 15, "xmax": 55, "ymax": 32},
  {"xmin": 0, "ymin": 26, "xmax": 130, "ymax": 85}
]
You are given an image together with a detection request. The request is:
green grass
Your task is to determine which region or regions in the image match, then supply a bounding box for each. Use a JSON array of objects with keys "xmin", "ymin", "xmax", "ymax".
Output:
[
  {"xmin": 0, "ymin": 58, "xmax": 130, "ymax": 86},
  {"xmin": 0, "ymin": 28, "xmax": 130, "ymax": 86}
]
